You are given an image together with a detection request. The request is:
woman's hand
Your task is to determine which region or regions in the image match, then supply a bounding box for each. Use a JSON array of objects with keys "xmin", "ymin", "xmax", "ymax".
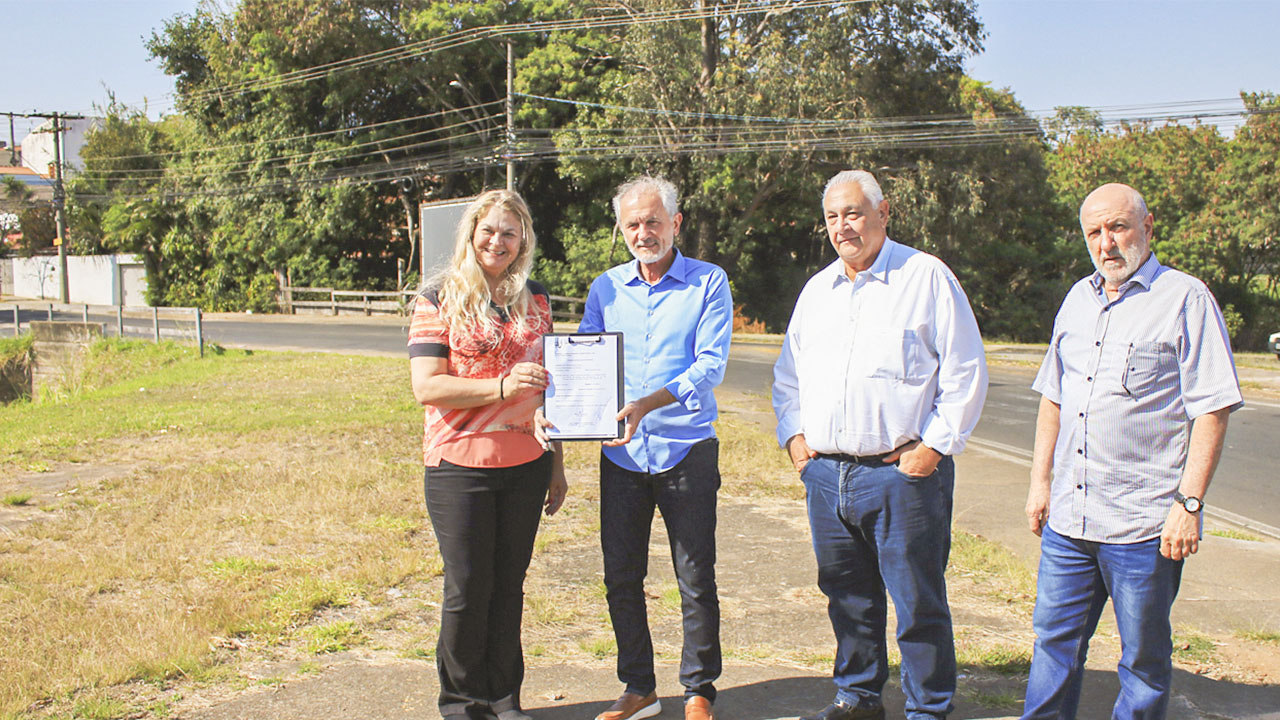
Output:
[
  {"xmin": 533, "ymin": 406, "xmax": 555, "ymax": 450},
  {"xmin": 503, "ymin": 361, "xmax": 550, "ymax": 399}
]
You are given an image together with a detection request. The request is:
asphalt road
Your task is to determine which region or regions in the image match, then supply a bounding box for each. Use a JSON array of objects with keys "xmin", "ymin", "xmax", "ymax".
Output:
[
  {"xmin": 11, "ymin": 307, "xmax": 1280, "ymax": 535},
  {"xmin": 727, "ymin": 341, "xmax": 1280, "ymax": 538}
]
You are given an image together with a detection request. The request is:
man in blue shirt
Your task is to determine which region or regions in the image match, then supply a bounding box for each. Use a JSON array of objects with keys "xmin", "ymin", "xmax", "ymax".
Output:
[{"xmin": 580, "ymin": 175, "xmax": 733, "ymax": 720}]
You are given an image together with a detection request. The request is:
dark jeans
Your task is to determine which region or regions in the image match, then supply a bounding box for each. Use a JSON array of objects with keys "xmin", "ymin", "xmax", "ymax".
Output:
[
  {"xmin": 424, "ymin": 454, "xmax": 551, "ymax": 719},
  {"xmin": 600, "ymin": 438, "xmax": 722, "ymax": 701},
  {"xmin": 1021, "ymin": 526, "xmax": 1184, "ymax": 720},
  {"xmin": 801, "ymin": 454, "xmax": 957, "ymax": 720}
]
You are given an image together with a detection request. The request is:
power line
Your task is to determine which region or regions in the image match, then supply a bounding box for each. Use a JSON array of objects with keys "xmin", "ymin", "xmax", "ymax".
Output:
[
  {"xmin": 179, "ymin": 0, "xmax": 872, "ymax": 103},
  {"xmin": 69, "ymin": 99, "xmax": 1278, "ymax": 200},
  {"xmin": 73, "ymin": 116, "xmax": 503, "ymax": 183},
  {"xmin": 77, "ymin": 101, "xmax": 504, "ymax": 165}
]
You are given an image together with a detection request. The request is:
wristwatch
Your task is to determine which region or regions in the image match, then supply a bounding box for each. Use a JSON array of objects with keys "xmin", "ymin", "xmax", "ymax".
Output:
[{"xmin": 1174, "ymin": 491, "xmax": 1203, "ymax": 514}]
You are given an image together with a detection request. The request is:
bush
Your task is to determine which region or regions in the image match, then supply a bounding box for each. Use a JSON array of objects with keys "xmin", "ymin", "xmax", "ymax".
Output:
[{"xmin": 0, "ymin": 333, "xmax": 33, "ymax": 403}]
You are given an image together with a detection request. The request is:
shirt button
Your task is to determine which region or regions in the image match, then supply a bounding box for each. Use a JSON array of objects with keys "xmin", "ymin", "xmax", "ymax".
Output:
[
  {"xmin": 1077, "ymin": 449, "xmax": 1083, "ymax": 455},
  {"xmin": 1086, "ymin": 376, "xmax": 1092, "ymax": 382},
  {"xmin": 1095, "ymin": 341, "xmax": 1101, "ymax": 347},
  {"xmin": 1077, "ymin": 484, "xmax": 1083, "ymax": 489},
  {"xmin": 1078, "ymin": 412, "xmax": 1084, "ymax": 418}
]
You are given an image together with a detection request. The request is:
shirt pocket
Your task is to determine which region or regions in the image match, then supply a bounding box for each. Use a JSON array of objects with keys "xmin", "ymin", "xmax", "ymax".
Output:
[
  {"xmin": 1121, "ymin": 341, "xmax": 1175, "ymax": 396},
  {"xmin": 851, "ymin": 327, "xmax": 933, "ymax": 383}
]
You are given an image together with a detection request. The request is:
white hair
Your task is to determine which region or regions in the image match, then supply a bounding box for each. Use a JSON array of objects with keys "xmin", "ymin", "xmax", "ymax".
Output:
[
  {"xmin": 612, "ymin": 175, "xmax": 679, "ymax": 221},
  {"xmin": 822, "ymin": 170, "xmax": 884, "ymax": 207}
]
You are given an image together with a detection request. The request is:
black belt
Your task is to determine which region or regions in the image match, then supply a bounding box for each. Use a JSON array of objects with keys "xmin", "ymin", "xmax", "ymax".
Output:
[{"xmin": 817, "ymin": 444, "xmax": 908, "ymax": 466}]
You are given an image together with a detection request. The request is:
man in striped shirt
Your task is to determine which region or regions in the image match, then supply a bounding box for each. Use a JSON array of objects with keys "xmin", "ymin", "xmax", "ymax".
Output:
[{"xmin": 1021, "ymin": 183, "xmax": 1244, "ymax": 719}]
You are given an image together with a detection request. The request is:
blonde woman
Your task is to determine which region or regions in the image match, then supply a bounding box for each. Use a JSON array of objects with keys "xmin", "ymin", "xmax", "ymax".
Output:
[{"xmin": 408, "ymin": 189, "xmax": 567, "ymax": 720}]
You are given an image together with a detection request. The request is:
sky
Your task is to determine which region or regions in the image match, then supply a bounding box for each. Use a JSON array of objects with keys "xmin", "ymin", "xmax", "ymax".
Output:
[{"xmin": 3, "ymin": 0, "xmax": 1279, "ymax": 151}]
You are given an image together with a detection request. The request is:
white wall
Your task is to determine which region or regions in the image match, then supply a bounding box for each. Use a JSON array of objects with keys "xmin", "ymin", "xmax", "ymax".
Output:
[
  {"xmin": 10, "ymin": 254, "xmax": 148, "ymax": 306},
  {"xmin": 19, "ymin": 117, "xmax": 103, "ymax": 176},
  {"xmin": 0, "ymin": 256, "xmax": 14, "ymax": 297}
]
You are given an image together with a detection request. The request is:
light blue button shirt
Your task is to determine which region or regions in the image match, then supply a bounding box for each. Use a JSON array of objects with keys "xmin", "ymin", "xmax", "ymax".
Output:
[
  {"xmin": 1034, "ymin": 253, "xmax": 1244, "ymax": 543},
  {"xmin": 579, "ymin": 249, "xmax": 733, "ymax": 474}
]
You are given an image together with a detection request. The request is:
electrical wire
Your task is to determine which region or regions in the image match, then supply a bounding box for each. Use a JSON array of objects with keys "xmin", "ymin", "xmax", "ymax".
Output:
[
  {"xmin": 73, "ymin": 116, "xmax": 503, "ymax": 183},
  {"xmin": 79, "ymin": 101, "xmax": 505, "ymax": 164},
  {"xmin": 69, "ymin": 100, "xmax": 1278, "ymax": 202},
  {"xmin": 180, "ymin": 0, "xmax": 873, "ymax": 103}
]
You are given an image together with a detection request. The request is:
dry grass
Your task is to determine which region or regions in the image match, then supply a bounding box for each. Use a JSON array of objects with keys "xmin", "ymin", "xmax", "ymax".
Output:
[
  {"xmin": 950, "ymin": 532, "xmax": 1038, "ymax": 610},
  {"xmin": 0, "ymin": 341, "xmax": 437, "ymax": 718},
  {"xmin": 6, "ymin": 337, "xmax": 1224, "ymax": 717},
  {"xmin": 714, "ymin": 413, "xmax": 802, "ymax": 499}
]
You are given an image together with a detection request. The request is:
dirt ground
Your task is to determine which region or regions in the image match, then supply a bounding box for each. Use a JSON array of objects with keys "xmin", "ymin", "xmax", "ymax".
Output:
[{"xmin": 5, "ymin": 388, "xmax": 1280, "ymax": 719}]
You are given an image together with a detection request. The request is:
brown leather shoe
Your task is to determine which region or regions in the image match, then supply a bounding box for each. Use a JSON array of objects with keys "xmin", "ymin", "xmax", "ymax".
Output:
[
  {"xmin": 595, "ymin": 691, "xmax": 661, "ymax": 720},
  {"xmin": 685, "ymin": 695, "xmax": 715, "ymax": 720}
]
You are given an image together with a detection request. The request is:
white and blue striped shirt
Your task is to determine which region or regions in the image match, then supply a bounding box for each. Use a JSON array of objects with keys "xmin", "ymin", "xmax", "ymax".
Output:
[{"xmin": 1033, "ymin": 254, "xmax": 1243, "ymax": 543}]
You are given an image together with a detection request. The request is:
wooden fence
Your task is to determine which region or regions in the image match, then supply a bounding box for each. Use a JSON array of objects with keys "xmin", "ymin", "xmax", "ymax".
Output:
[{"xmin": 277, "ymin": 285, "xmax": 585, "ymax": 322}]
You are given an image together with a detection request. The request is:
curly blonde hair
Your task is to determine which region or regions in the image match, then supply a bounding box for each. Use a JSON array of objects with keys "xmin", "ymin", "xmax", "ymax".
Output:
[{"xmin": 433, "ymin": 189, "xmax": 538, "ymax": 338}]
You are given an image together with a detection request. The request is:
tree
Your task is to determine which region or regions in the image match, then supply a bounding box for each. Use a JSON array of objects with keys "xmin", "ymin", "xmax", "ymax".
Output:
[
  {"xmin": 534, "ymin": 0, "xmax": 1062, "ymax": 338},
  {"xmin": 136, "ymin": 0, "xmax": 602, "ymax": 308},
  {"xmin": 1047, "ymin": 93, "xmax": 1280, "ymax": 349},
  {"xmin": 2, "ymin": 176, "xmax": 56, "ymax": 257},
  {"xmin": 1191, "ymin": 92, "xmax": 1280, "ymax": 347},
  {"xmin": 82, "ymin": 0, "xmax": 1103, "ymax": 341}
]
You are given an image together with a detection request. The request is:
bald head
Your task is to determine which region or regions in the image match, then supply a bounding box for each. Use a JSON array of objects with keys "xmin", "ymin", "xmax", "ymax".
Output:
[
  {"xmin": 1080, "ymin": 183, "xmax": 1148, "ymax": 227},
  {"xmin": 1079, "ymin": 183, "xmax": 1154, "ymax": 290}
]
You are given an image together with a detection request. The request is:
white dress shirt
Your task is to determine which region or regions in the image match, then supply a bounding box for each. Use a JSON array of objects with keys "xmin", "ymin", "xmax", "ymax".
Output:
[{"xmin": 772, "ymin": 238, "xmax": 988, "ymax": 456}]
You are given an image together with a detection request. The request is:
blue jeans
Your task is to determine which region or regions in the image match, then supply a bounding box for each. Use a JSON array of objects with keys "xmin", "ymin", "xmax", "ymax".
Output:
[
  {"xmin": 1022, "ymin": 526, "xmax": 1183, "ymax": 720},
  {"xmin": 801, "ymin": 454, "xmax": 956, "ymax": 719},
  {"xmin": 600, "ymin": 438, "xmax": 721, "ymax": 701}
]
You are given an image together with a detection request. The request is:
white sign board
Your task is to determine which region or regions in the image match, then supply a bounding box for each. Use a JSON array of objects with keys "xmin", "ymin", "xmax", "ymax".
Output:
[{"xmin": 418, "ymin": 197, "xmax": 475, "ymax": 281}]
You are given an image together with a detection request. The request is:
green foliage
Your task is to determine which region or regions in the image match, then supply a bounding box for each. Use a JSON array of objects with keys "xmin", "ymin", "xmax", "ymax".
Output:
[
  {"xmin": 534, "ymin": 0, "xmax": 1061, "ymax": 336},
  {"xmin": 66, "ymin": 1, "xmax": 1278, "ymax": 346},
  {"xmin": 535, "ymin": 223, "xmax": 620, "ymax": 299},
  {"xmin": 302, "ymin": 620, "xmax": 361, "ymax": 654},
  {"xmin": 2, "ymin": 492, "xmax": 33, "ymax": 506},
  {"xmin": 1048, "ymin": 92, "xmax": 1280, "ymax": 349},
  {"xmin": 2, "ymin": 176, "xmax": 57, "ymax": 256},
  {"xmin": 0, "ymin": 334, "xmax": 33, "ymax": 404}
]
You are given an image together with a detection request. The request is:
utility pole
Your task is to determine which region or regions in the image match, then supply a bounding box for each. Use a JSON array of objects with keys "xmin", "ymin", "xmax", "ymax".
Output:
[
  {"xmin": 5, "ymin": 113, "xmax": 15, "ymax": 165},
  {"xmin": 52, "ymin": 113, "xmax": 72, "ymax": 302},
  {"xmin": 505, "ymin": 40, "xmax": 515, "ymax": 191},
  {"xmin": 11, "ymin": 111, "xmax": 85, "ymax": 302}
]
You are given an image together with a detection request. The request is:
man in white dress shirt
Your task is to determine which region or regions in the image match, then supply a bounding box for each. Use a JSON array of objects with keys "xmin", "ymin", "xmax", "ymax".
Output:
[{"xmin": 772, "ymin": 170, "xmax": 988, "ymax": 720}]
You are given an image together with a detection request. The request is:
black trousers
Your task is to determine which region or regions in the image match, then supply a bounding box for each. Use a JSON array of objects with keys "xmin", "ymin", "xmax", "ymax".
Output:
[
  {"xmin": 600, "ymin": 438, "xmax": 722, "ymax": 701},
  {"xmin": 424, "ymin": 454, "xmax": 551, "ymax": 719}
]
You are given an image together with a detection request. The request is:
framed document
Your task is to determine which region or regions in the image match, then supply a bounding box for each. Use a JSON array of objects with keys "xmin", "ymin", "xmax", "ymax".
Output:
[{"xmin": 542, "ymin": 332, "xmax": 624, "ymax": 441}]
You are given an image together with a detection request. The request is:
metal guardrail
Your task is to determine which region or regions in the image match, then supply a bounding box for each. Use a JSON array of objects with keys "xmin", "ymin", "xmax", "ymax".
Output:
[{"xmin": 2, "ymin": 301, "xmax": 206, "ymax": 357}]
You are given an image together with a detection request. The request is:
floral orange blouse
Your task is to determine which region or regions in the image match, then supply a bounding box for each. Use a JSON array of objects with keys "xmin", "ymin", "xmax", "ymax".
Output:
[{"xmin": 408, "ymin": 281, "xmax": 552, "ymax": 468}]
